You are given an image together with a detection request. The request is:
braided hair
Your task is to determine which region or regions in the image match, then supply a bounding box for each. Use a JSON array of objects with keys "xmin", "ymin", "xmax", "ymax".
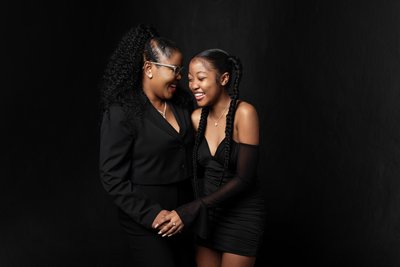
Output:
[
  {"xmin": 192, "ymin": 49, "xmax": 243, "ymax": 197},
  {"xmin": 99, "ymin": 24, "xmax": 191, "ymax": 136}
]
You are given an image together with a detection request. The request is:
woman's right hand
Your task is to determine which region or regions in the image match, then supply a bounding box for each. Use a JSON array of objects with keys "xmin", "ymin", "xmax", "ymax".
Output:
[{"xmin": 152, "ymin": 210, "xmax": 171, "ymax": 229}]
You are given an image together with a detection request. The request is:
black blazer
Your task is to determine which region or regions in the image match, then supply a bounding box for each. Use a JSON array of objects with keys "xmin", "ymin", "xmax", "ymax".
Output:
[{"xmin": 99, "ymin": 101, "xmax": 194, "ymax": 229}]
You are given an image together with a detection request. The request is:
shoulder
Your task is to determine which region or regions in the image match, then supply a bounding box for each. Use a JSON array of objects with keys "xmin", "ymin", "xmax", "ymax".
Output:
[
  {"xmin": 235, "ymin": 101, "xmax": 258, "ymax": 122},
  {"xmin": 191, "ymin": 107, "xmax": 202, "ymax": 131},
  {"xmin": 101, "ymin": 104, "xmax": 129, "ymax": 127},
  {"xmin": 234, "ymin": 100, "xmax": 259, "ymax": 145},
  {"xmin": 107, "ymin": 104, "xmax": 126, "ymax": 119}
]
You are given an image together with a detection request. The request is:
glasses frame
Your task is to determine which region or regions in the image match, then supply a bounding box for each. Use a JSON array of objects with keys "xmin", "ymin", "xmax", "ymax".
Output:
[{"xmin": 147, "ymin": 61, "xmax": 184, "ymax": 76}]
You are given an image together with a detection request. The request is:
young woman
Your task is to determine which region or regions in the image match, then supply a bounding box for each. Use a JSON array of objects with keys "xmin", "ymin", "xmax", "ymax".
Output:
[
  {"xmin": 156, "ymin": 49, "xmax": 266, "ymax": 267},
  {"xmin": 99, "ymin": 24, "xmax": 195, "ymax": 267}
]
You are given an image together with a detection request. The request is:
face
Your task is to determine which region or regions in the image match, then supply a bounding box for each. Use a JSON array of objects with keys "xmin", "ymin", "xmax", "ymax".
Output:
[
  {"xmin": 188, "ymin": 58, "xmax": 228, "ymax": 107},
  {"xmin": 145, "ymin": 50, "xmax": 183, "ymax": 100}
]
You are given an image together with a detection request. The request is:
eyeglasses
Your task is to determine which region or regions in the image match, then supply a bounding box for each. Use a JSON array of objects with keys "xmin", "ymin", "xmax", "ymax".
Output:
[{"xmin": 147, "ymin": 61, "xmax": 184, "ymax": 76}]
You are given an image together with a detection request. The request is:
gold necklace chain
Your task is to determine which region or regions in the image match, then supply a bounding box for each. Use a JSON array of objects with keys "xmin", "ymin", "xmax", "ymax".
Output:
[{"xmin": 211, "ymin": 102, "xmax": 230, "ymax": 127}]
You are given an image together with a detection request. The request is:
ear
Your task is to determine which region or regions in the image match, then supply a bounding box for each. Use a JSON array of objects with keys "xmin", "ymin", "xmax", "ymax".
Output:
[
  {"xmin": 143, "ymin": 61, "xmax": 153, "ymax": 79},
  {"xmin": 220, "ymin": 72, "xmax": 229, "ymax": 86}
]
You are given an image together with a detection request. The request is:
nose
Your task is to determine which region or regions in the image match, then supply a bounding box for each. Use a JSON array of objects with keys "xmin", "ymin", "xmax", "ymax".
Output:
[{"xmin": 189, "ymin": 81, "xmax": 199, "ymax": 92}]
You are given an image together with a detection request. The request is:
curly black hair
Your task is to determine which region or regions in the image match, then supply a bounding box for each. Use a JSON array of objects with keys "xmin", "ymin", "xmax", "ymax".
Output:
[
  {"xmin": 191, "ymin": 49, "xmax": 243, "ymax": 197},
  {"xmin": 99, "ymin": 24, "xmax": 193, "ymax": 136}
]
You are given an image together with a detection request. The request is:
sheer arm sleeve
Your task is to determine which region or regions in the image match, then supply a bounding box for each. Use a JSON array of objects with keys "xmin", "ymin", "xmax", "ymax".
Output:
[
  {"xmin": 175, "ymin": 143, "xmax": 259, "ymax": 233},
  {"xmin": 99, "ymin": 105, "xmax": 162, "ymax": 229}
]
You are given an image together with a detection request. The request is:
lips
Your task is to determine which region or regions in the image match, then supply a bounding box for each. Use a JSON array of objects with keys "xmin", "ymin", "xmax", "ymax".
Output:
[
  {"xmin": 168, "ymin": 84, "xmax": 177, "ymax": 93},
  {"xmin": 194, "ymin": 92, "xmax": 205, "ymax": 101}
]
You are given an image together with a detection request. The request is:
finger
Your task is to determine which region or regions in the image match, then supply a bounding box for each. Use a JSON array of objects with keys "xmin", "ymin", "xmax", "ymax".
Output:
[
  {"xmin": 163, "ymin": 220, "xmax": 183, "ymax": 237},
  {"xmin": 163, "ymin": 224, "xmax": 178, "ymax": 237},
  {"xmin": 169, "ymin": 225, "xmax": 184, "ymax": 237},
  {"xmin": 152, "ymin": 210, "xmax": 170, "ymax": 228},
  {"xmin": 163, "ymin": 214, "xmax": 174, "ymax": 221},
  {"xmin": 153, "ymin": 216, "xmax": 171, "ymax": 228},
  {"xmin": 159, "ymin": 220, "xmax": 177, "ymax": 237},
  {"xmin": 168, "ymin": 225, "xmax": 184, "ymax": 237},
  {"xmin": 158, "ymin": 223, "xmax": 173, "ymax": 235}
]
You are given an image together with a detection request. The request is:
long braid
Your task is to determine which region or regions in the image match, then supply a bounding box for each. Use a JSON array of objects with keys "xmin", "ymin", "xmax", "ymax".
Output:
[
  {"xmin": 192, "ymin": 107, "xmax": 210, "ymax": 198},
  {"xmin": 220, "ymin": 56, "xmax": 242, "ymax": 186},
  {"xmin": 191, "ymin": 49, "xmax": 243, "ymax": 193}
]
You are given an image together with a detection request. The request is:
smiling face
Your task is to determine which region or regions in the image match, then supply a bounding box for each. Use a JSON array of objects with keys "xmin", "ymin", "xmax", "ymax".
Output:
[
  {"xmin": 143, "ymin": 50, "xmax": 183, "ymax": 100},
  {"xmin": 188, "ymin": 57, "xmax": 229, "ymax": 107}
]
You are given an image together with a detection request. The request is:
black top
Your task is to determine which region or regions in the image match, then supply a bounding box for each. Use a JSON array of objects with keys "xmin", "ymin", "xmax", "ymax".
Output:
[{"xmin": 99, "ymin": 101, "xmax": 194, "ymax": 229}]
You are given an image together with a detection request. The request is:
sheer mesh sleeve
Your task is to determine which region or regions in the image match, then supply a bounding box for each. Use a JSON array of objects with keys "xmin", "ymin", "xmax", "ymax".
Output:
[{"xmin": 175, "ymin": 143, "xmax": 259, "ymax": 236}]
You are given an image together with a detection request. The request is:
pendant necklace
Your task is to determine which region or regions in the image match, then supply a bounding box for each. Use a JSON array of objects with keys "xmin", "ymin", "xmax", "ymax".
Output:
[
  {"xmin": 212, "ymin": 102, "xmax": 230, "ymax": 127},
  {"xmin": 157, "ymin": 102, "xmax": 167, "ymax": 119}
]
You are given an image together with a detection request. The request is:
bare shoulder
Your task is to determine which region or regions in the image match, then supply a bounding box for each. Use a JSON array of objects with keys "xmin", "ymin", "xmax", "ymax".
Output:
[
  {"xmin": 235, "ymin": 101, "xmax": 259, "ymax": 122},
  {"xmin": 235, "ymin": 101, "xmax": 259, "ymax": 145},
  {"xmin": 191, "ymin": 107, "xmax": 202, "ymax": 131}
]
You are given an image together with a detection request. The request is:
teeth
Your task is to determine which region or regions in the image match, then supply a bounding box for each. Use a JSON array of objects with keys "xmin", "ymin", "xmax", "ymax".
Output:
[
  {"xmin": 170, "ymin": 84, "xmax": 176, "ymax": 87},
  {"xmin": 194, "ymin": 93, "xmax": 204, "ymax": 97}
]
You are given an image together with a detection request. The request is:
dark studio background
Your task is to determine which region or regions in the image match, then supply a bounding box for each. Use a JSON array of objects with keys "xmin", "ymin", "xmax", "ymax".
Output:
[{"xmin": 2, "ymin": 0, "xmax": 400, "ymax": 266}]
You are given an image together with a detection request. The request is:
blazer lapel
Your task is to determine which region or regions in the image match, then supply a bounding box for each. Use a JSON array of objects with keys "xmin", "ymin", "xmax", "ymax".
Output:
[
  {"xmin": 145, "ymin": 102, "xmax": 183, "ymax": 139},
  {"xmin": 170, "ymin": 103, "xmax": 187, "ymax": 136}
]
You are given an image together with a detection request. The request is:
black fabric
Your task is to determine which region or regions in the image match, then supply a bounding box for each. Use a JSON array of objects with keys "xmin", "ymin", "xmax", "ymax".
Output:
[
  {"xmin": 99, "ymin": 103, "xmax": 194, "ymax": 229},
  {"xmin": 126, "ymin": 225, "xmax": 196, "ymax": 267},
  {"xmin": 175, "ymin": 139, "xmax": 265, "ymax": 255}
]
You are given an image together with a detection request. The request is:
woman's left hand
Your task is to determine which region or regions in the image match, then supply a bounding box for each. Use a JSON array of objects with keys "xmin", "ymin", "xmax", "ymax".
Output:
[{"xmin": 157, "ymin": 210, "xmax": 184, "ymax": 237}]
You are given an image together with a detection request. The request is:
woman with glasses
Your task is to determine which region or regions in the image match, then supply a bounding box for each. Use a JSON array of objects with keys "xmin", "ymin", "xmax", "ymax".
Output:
[
  {"xmin": 99, "ymin": 24, "xmax": 195, "ymax": 267},
  {"xmin": 156, "ymin": 49, "xmax": 265, "ymax": 267}
]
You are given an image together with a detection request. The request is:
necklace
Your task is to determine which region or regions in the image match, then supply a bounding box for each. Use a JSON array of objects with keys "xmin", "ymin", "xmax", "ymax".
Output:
[
  {"xmin": 212, "ymin": 102, "xmax": 230, "ymax": 127},
  {"xmin": 156, "ymin": 101, "xmax": 167, "ymax": 119}
]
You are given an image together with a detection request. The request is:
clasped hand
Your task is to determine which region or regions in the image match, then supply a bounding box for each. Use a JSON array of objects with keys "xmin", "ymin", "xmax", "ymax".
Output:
[{"xmin": 152, "ymin": 210, "xmax": 183, "ymax": 237}]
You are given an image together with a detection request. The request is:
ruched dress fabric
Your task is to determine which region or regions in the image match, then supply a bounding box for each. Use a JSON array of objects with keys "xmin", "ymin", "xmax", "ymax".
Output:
[{"xmin": 177, "ymin": 137, "xmax": 265, "ymax": 257}]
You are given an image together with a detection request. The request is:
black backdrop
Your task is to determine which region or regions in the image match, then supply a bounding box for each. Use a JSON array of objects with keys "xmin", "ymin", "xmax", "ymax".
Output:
[{"xmin": 2, "ymin": 0, "xmax": 400, "ymax": 266}]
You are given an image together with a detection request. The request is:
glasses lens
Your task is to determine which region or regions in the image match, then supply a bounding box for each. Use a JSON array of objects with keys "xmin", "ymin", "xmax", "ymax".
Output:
[{"xmin": 175, "ymin": 66, "xmax": 183, "ymax": 76}]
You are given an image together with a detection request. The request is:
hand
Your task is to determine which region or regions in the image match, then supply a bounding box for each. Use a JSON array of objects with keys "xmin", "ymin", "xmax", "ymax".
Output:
[
  {"xmin": 157, "ymin": 210, "xmax": 184, "ymax": 237},
  {"xmin": 152, "ymin": 210, "xmax": 171, "ymax": 229}
]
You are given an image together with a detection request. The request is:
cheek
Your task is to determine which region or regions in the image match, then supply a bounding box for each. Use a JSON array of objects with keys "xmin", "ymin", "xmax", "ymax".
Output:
[{"xmin": 156, "ymin": 70, "xmax": 174, "ymax": 82}]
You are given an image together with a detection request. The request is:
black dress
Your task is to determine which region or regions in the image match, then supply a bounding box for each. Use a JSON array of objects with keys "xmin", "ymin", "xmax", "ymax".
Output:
[{"xmin": 176, "ymin": 136, "xmax": 265, "ymax": 257}]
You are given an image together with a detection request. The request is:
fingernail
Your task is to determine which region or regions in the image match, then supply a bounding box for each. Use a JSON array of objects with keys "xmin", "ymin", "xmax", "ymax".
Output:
[
  {"xmin": 154, "ymin": 224, "xmax": 159, "ymax": 228},
  {"xmin": 162, "ymin": 233, "xmax": 167, "ymax": 237},
  {"xmin": 168, "ymin": 234, "xmax": 172, "ymax": 237},
  {"xmin": 158, "ymin": 231, "xmax": 162, "ymax": 234}
]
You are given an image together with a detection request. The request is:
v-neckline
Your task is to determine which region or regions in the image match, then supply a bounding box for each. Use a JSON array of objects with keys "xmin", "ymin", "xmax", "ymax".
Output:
[
  {"xmin": 148, "ymin": 102, "xmax": 183, "ymax": 138},
  {"xmin": 166, "ymin": 103, "xmax": 181, "ymax": 134},
  {"xmin": 204, "ymin": 137, "xmax": 226, "ymax": 157},
  {"xmin": 154, "ymin": 102, "xmax": 181, "ymax": 134}
]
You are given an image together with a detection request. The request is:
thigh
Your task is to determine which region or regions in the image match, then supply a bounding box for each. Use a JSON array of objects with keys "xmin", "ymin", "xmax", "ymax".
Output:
[
  {"xmin": 221, "ymin": 252, "xmax": 256, "ymax": 267},
  {"xmin": 196, "ymin": 245, "xmax": 222, "ymax": 267}
]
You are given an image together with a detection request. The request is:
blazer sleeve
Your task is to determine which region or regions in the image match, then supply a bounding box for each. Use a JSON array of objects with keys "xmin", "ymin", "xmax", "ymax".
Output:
[{"xmin": 99, "ymin": 105, "xmax": 163, "ymax": 229}]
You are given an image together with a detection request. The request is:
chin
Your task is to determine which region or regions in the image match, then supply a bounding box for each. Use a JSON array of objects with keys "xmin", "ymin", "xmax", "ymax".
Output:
[{"xmin": 195, "ymin": 99, "xmax": 209, "ymax": 107}]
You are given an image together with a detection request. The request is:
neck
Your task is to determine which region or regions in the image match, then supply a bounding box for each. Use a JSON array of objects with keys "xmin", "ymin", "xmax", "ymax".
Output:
[
  {"xmin": 143, "ymin": 85, "xmax": 165, "ymax": 110},
  {"xmin": 210, "ymin": 92, "xmax": 231, "ymax": 116}
]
